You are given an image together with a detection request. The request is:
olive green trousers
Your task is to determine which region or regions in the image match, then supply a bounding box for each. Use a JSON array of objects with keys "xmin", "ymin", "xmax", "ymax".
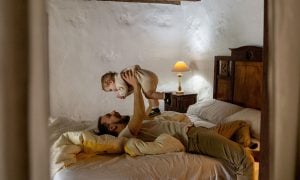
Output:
[{"xmin": 187, "ymin": 121, "xmax": 254, "ymax": 180}]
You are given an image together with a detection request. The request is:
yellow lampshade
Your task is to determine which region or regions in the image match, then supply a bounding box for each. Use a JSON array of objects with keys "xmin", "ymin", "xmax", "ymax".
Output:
[
  {"xmin": 172, "ymin": 61, "xmax": 190, "ymax": 72},
  {"xmin": 171, "ymin": 61, "xmax": 189, "ymax": 94}
]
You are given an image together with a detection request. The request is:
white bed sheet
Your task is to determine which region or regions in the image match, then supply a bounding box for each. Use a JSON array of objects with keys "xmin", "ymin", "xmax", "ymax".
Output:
[
  {"xmin": 54, "ymin": 152, "xmax": 235, "ymax": 180},
  {"xmin": 50, "ymin": 116, "xmax": 236, "ymax": 180},
  {"xmin": 50, "ymin": 114, "xmax": 261, "ymax": 180},
  {"xmin": 187, "ymin": 114, "xmax": 216, "ymax": 128}
]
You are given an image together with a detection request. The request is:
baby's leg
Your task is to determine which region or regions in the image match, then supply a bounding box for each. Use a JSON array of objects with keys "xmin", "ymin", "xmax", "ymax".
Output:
[
  {"xmin": 138, "ymin": 71, "xmax": 162, "ymax": 117},
  {"xmin": 145, "ymin": 92, "xmax": 161, "ymax": 117},
  {"xmin": 149, "ymin": 99, "xmax": 159, "ymax": 107},
  {"xmin": 138, "ymin": 70, "xmax": 164, "ymax": 100},
  {"xmin": 144, "ymin": 91, "xmax": 164, "ymax": 100}
]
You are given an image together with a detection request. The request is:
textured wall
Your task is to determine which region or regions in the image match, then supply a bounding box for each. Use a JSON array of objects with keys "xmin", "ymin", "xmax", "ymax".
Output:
[{"xmin": 48, "ymin": 0, "xmax": 263, "ymax": 120}]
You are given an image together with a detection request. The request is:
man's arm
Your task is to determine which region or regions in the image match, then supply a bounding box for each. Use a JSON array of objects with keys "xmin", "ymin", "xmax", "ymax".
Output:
[{"xmin": 122, "ymin": 70, "xmax": 146, "ymax": 136}]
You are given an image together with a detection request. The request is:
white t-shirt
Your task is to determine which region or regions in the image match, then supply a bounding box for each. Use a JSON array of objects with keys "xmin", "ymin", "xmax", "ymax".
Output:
[{"xmin": 118, "ymin": 119, "xmax": 192, "ymax": 148}]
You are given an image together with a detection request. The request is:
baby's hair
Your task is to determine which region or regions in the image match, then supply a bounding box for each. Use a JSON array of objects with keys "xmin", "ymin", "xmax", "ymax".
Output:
[{"xmin": 101, "ymin": 71, "xmax": 117, "ymax": 90}]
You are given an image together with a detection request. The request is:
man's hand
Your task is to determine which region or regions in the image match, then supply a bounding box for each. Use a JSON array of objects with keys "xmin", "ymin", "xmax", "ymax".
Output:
[
  {"xmin": 121, "ymin": 70, "xmax": 138, "ymax": 88},
  {"xmin": 120, "ymin": 69, "xmax": 145, "ymax": 136}
]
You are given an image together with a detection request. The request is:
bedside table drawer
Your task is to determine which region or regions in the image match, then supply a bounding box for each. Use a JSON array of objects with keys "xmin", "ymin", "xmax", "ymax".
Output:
[
  {"xmin": 178, "ymin": 96, "xmax": 197, "ymax": 113},
  {"xmin": 164, "ymin": 93, "xmax": 197, "ymax": 113}
]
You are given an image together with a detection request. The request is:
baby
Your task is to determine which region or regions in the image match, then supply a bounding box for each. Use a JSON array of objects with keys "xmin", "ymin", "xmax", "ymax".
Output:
[{"xmin": 101, "ymin": 65, "xmax": 169, "ymax": 117}]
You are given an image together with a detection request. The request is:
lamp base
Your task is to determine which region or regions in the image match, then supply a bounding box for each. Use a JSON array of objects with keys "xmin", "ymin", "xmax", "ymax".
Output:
[{"xmin": 175, "ymin": 91, "xmax": 184, "ymax": 95}]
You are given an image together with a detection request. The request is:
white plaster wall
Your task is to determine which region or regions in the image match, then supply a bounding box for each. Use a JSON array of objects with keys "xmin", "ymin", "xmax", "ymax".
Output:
[{"xmin": 48, "ymin": 0, "xmax": 263, "ymax": 120}]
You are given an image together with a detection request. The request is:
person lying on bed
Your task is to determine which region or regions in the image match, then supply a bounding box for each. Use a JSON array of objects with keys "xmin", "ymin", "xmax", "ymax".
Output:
[{"xmin": 98, "ymin": 70, "xmax": 255, "ymax": 180}]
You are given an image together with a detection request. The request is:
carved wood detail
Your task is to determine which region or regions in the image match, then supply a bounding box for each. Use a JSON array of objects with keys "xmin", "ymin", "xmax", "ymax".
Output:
[{"xmin": 213, "ymin": 46, "xmax": 263, "ymax": 110}]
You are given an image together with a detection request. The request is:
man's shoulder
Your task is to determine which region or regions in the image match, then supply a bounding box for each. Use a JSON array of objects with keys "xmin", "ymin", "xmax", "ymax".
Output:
[{"xmin": 118, "ymin": 126, "xmax": 133, "ymax": 138}]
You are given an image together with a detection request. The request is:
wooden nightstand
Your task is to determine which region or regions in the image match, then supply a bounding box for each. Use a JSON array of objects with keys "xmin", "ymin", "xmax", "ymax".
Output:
[{"xmin": 164, "ymin": 93, "xmax": 197, "ymax": 113}]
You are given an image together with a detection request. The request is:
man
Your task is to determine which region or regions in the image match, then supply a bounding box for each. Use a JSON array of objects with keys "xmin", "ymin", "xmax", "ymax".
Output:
[{"xmin": 98, "ymin": 70, "xmax": 254, "ymax": 180}]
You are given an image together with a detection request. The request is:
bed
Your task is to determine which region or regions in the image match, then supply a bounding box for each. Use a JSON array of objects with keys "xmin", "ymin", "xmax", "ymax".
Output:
[{"xmin": 50, "ymin": 45, "xmax": 263, "ymax": 180}]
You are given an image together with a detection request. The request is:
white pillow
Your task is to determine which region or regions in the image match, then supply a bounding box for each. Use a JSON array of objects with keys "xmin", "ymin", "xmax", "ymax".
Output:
[
  {"xmin": 224, "ymin": 108, "xmax": 261, "ymax": 139},
  {"xmin": 187, "ymin": 99, "xmax": 243, "ymax": 124},
  {"xmin": 49, "ymin": 116, "xmax": 97, "ymax": 145},
  {"xmin": 186, "ymin": 99, "xmax": 215, "ymax": 115},
  {"xmin": 187, "ymin": 114, "xmax": 216, "ymax": 128}
]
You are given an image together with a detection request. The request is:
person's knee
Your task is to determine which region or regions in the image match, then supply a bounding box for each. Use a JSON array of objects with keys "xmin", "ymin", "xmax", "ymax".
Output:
[
  {"xmin": 143, "ymin": 91, "xmax": 153, "ymax": 99},
  {"xmin": 144, "ymin": 91, "xmax": 158, "ymax": 99},
  {"xmin": 235, "ymin": 120, "xmax": 249, "ymax": 126}
]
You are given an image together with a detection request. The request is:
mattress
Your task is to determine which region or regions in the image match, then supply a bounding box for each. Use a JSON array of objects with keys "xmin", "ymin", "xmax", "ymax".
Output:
[
  {"xmin": 54, "ymin": 152, "xmax": 235, "ymax": 180},
  {"xmin": 50, "ymin": 116, "xmax": 236, "ymax": 180},
  {"xmin": 50, "ymin": 100, "xmax": 261, "ymax": 180}
]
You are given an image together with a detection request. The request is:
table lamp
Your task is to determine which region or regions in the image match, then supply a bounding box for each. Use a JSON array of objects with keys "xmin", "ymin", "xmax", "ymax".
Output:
[{"xmin": 172, "ymin": 61, "xmax": 190, "ymax": 94}]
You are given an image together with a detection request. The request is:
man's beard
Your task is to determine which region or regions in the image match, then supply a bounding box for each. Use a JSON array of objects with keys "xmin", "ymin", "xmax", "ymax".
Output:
[{"xmin": 119, "ymin": 115, "xmax": 130, "ymax": 125}]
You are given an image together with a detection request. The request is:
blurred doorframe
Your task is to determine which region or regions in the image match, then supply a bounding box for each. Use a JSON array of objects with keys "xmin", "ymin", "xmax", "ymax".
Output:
[
  {"xmin": 28, "ymin": 0, "xmax": 50, "ymax": 179},
  {"xmin": 259, "ymin": 0, "xmax": 270, "ymax": 179}
]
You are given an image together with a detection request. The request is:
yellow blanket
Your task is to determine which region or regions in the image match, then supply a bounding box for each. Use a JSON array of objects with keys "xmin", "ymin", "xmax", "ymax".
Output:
[{"xmin": 51, "ymin": 131, "xmax": 127, "ymax": 177}]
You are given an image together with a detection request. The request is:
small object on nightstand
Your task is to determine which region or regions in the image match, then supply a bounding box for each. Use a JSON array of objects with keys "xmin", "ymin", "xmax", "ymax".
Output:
[{"xmin": 164, "ymin": 93, "xmax": 197, "ymax": 113}]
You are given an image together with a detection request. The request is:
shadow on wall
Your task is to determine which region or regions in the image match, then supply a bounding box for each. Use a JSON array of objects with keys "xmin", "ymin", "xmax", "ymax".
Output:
[
  {"xmin": 189, "ymin": 60, "xmax": 199, "ymax": 71},
  {"xmin": 186, "ymin": 60, "xmax": 213, "ymax": 101}
]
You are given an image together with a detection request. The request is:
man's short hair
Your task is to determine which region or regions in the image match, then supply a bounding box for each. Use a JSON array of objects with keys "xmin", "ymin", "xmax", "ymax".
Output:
[{"xmin": 95, "ymin": 116, "xmax": 118, "ymax": 137}]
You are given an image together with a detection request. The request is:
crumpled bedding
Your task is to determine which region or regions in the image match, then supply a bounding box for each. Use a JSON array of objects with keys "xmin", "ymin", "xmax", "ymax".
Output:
[
  {"xmin": 50, "ymin": 131, "xmax": 127, "ymax": 177},
  {"xmin": 50, "ymin": 115, "xmax": 186, "ymax": 178},
  {"xmin": 48, "ymin": 113, "xmax": 184, "ymax": 176},
  {"xmin": 49, "ymin": 111, "xmax": 239, "ymax": 180},
  {"xmin": 54, "ymin": 152, "xmax": 236, "ymax": 180}
]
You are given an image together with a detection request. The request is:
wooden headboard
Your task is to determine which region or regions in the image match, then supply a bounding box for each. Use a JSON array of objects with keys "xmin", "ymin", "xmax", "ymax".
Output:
[{"xmin": 213, "ymin": 46, "xmax": 263, "ymax": 110}]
